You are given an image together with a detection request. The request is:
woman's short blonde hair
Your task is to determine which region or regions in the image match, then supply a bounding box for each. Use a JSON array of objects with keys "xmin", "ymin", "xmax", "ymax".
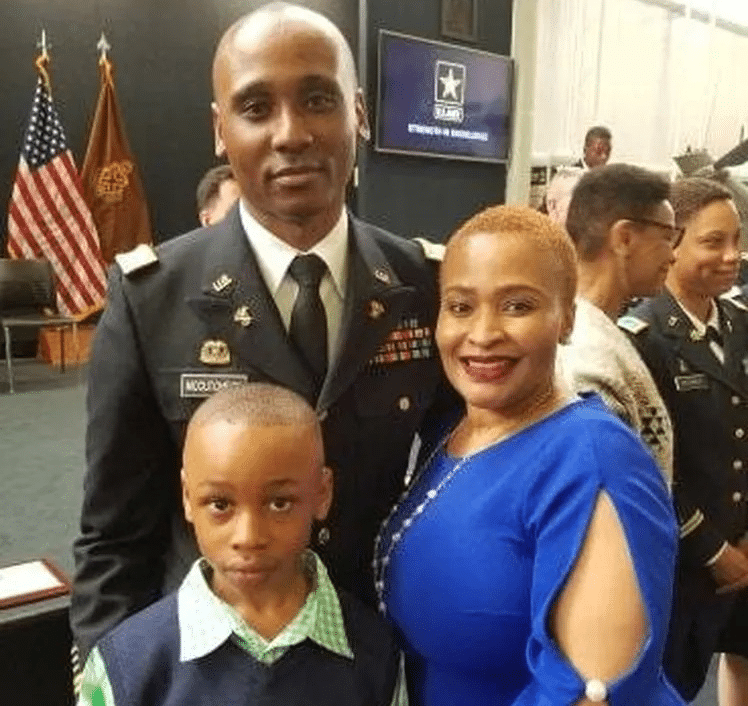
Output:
[{"xmin": 446, "ymin": 205, "xmax": 578, "ymax": 307}]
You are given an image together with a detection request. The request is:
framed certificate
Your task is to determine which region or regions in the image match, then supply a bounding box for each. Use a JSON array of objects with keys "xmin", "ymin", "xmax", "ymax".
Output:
[
  {"xmin": 0, "ymin": 559, "xmax": 70, "ymax": 609},
  {"xmin": 441, "ymin": 0, "xmax": 478, "ymax": 43}
]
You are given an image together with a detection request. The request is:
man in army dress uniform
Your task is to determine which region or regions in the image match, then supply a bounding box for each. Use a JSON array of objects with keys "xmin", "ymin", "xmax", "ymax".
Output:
[
  {"xmin": 70, "ymin": 3, "xmax": 449, "ymax": 662},
  {"xmin": 622, "ymin": 177, "xmax": 748, "ymax": 703}
]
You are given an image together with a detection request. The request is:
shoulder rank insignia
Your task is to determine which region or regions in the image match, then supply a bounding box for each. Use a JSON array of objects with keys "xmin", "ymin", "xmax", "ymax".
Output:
[
  {"xmin": 114, "ymin": 243, "xmax": 159, "ymax": 276},
  {"xmin": 722, "ymin": 288, "xmax": 748, "ymax": 311},
  {"xmin": 414, "ymin": 237, "xmax": 445, "ymax": 263},
  {"xmin": 617, "ymin": 315, "xmax": 649, "ymax": 335}
]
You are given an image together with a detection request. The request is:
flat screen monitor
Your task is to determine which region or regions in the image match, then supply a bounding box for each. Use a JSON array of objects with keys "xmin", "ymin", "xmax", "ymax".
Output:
[{"xmin": 375, "ymin": 30, "xmax": 513, "ymax": 163}]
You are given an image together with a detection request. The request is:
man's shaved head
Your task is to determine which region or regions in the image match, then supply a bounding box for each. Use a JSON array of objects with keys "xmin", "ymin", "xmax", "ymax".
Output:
[{"xmin": 213, "ymin": 2, "xmax": 358, "ymax": 94}]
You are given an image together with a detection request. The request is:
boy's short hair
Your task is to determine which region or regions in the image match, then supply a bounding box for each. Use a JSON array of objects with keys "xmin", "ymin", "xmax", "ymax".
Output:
[
  {"xmin": 447, "ymin": 204, "xmax": 578, "ymax": 308},
  {"xmin": 566, "ymin": 163, "xmax": 670, "ymax": 261},
  {"xmin": 669, "ymin": 176, "xmax": 732, "ymax": 228},
  {"xmin": 190, "ymin": 382, "xmax": 319, "ymax": 430},
  {"xmin": 196, "ymin": 164, "xmax": 235, "ymax": 213}
]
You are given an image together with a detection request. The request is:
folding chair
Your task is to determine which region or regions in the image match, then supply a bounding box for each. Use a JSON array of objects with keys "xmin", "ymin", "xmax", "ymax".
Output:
[{"xmin": 0, "ymin": 258, "xmax": 79, "ymax": 393}]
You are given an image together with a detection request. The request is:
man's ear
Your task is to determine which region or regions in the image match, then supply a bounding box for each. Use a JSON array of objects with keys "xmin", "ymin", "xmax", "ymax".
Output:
[
  {"xmin": 609, "ymin": 219, "xmax": 633, "ymax": 258},
  {"xmin": 212, "ymin": 102, "xmax": 226, "ymax": 158},
  {"xmin": 315, "ymin": 466, "xmax": 334, "ymax": 522},
  {"xmin": 181, "ymin": 468, "xmax": 194, "ymax": 524},
  {"xmin": 354, "ymin": 89, "xmax": 371, "ymax": 142}
]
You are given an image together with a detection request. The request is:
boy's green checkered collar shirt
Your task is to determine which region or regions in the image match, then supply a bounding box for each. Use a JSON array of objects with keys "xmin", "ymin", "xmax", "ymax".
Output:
[{"xmin": 178, "ymin": 550, "xmax": 354, "ymax": 664}]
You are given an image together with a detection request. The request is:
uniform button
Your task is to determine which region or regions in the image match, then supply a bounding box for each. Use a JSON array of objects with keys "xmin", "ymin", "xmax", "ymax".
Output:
[
  {"xmin": 736, "ymin": 428, "xmax": 745, "ymax": 439},
  {"xmin": 398, "ymin": 396, "xmax": 411, "ymax": 412},
  {"xmin": 732, "ymin": 396, "xmax": 742, "ymax": 406},
  {"xmin": 733, "ymin": 492, "xmax": 743, "ymax": 503},
  {"xmin": 734, "ymin": 460, "xmax": 744, "ymax": 471}
]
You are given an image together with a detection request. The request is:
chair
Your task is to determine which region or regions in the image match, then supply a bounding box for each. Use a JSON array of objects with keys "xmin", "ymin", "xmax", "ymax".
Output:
[{"xmin": 0, "ymin": 258, "xmax": 79, "ymax": 393}]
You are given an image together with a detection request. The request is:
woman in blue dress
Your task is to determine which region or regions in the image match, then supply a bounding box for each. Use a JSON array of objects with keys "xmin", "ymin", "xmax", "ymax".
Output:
[{"xmin": 374, "ymin": 206, "xmax": 685, "ymax": 705}]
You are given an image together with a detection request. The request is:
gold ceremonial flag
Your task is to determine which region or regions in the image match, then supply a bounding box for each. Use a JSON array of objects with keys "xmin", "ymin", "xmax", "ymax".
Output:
[{"xmin": 81, "ymin": 47, "xmax": 152, "ymax": 264}]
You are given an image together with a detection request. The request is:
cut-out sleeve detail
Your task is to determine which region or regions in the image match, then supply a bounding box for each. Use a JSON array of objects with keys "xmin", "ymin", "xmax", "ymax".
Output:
[{"xmin": 512, "ymin": 416, "xmax": 682, "ymax": 705}]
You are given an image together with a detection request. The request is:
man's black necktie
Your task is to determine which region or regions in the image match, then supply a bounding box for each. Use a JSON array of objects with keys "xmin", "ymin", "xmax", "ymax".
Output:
[
  {"xmin": 288, "ymin": 254, "xmax": 328, "ymax": 395},
  {"xmin": 705, "ymin": 325, "xmax": 724, "ymax": 348}
]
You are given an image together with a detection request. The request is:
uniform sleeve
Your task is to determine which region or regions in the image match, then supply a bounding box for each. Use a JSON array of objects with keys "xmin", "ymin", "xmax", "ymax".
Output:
[
  {"xmin": 70, "ymin": 267, "xmax": 179, "ymax": 661},
  {"xmin": 76, "ymin": 647, "xmax": 117, "ymax": 706},
  {"xmin": 511, "ymin": 420, "xmax": 679, "ymax": 705}
]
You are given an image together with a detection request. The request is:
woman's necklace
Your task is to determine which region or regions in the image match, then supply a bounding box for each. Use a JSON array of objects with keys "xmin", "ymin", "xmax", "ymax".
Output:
[
  {"xmin": 372, "ymin": 389, "xmax": 576, "ymax": 615},
  {"xmin": 372, "ymin": 419, "xmax": 506, "ymax": 616}
]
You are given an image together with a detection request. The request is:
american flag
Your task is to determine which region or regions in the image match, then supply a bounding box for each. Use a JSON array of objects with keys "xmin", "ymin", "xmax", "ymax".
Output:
[{"xmin": 7, "ymin": 62, "xmax": 107, "ymax": 316}]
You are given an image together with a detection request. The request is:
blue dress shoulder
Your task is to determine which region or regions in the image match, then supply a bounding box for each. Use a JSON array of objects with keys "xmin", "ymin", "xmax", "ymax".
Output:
[{"xmin": 376, "ymin": 395, "xmax": 685, "ymax": 706}]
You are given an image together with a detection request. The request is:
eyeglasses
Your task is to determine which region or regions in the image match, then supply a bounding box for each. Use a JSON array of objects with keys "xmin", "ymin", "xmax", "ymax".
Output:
[{"xmin": 628, "ymin": 218, "xmax": 685, "ymax": 246}]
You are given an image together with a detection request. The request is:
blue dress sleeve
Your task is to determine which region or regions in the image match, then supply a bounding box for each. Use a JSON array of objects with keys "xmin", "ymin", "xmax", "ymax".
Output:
[{"xmin": 511, "ymin": 413, "xmax": 682, "ymax": 705}]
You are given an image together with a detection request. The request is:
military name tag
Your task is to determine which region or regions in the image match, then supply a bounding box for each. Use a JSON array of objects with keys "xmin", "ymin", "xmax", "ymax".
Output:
[
  {"xmin": 180, "ymin": 373, "xmax": 249, "ymax": 398},
  {"xmin": 674, "ymin": 373, "xmax": 709, "ymax": 392}
]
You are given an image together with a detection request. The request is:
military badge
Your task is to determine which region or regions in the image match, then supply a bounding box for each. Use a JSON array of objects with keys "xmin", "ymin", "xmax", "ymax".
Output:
[
  {"xmin": 212, "ymin": 273, "xmax": 233, "ymax": 294},
  {"xmin": 689, "ymin": 329, "xmax": 704, "ymax": 342},
  {"xmin": 199, "ymin": 339, "xmax": 231, "ymax": 366},
  {"xmin": 370, "ymin": 317, "xmax": 434, "ymax": 364},
  {"xmin": 233, "ymin": 305, "xmax": 254, "ymax": 328},
  {"xmin": 374, "ymin": 268, "xmax": 392, "ymax": 285},
  {"xmin": 368, "ymin": 299, "xmax": 386, "ymax": 320}
]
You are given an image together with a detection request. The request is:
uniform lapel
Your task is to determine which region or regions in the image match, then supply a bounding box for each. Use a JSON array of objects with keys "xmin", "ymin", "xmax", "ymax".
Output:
[
  {"xmin": 721, "ymin": 301, "xmax": 748, "ymax": 386},
  {"xmin": 189, "ymin": 207, "xmax": 316, "ymax": 401},
  {"xmin": 655, "ymin": 291, "xmax": 744, "ymax": 396},
  {"xmin": 317, "ymin": 219, "xmax": 419, "ymax": 412}
]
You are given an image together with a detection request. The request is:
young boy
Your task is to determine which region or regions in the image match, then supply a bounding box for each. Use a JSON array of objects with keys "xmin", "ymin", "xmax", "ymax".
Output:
[{"xmin": 76, "ymin": 383, "xmax": 406, "ymax": 706}]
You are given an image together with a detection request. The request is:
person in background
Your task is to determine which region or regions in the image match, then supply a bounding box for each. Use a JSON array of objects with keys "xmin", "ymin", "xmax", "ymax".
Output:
[
  {"xmin": 196, "ymin": 163, "xmax": 241, "ymax": 226},
  {"xmin": 546, "ymin": 126, "xmax": 612, "ymax": 226},
  {"xmin": 71, "ymin": 1, "xmax": 447, "ymax": 665},
  {"xmin": 76, "ymin": 383, "xmax": 407, "ymax": 706},
  {"xmin": 578, "ymin": 126, "xmax": 613, "ymax": 171},
  {"xmin": 559, "ymin": 163, "xmax": 677, "ymax": 481},
  {"xmin": 625, "ymin": 177, "xmax": 748, "ymax": 705},
  {"xmin": 376, "ymin": 205, "xmax": 683, "ymax": 705}
]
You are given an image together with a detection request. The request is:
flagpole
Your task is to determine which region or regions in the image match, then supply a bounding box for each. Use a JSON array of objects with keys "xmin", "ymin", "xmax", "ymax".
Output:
[
  {"xmin": 97, "ymin": 32, "xmax": 113, "ymax": 84},
  {"xmin": 35, "ymin": 29, "xmax": 52, "ymax": 93}
]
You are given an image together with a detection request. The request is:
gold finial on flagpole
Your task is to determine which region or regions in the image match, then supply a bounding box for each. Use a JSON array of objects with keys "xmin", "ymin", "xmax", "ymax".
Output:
[
  {"xmin": 97, "ymin": 32, "xmax": 113, "ymax": 83},
  {"xmin": 35, "ymin": 29, "xmax": 52, "ymax": 92}
]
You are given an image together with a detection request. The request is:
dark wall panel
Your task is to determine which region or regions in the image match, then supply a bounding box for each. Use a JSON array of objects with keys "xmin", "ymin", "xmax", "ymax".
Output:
[
  {"xmin": 357, "ymin": 0, "xmax": 513, "ymax": 242},
  {"xmin": 0, "ymin": 0, "xmax": 357, "ymax": 245}
]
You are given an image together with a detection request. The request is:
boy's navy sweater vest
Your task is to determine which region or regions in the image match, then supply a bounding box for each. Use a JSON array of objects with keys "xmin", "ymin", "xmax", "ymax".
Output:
[{"xmin": 97, "ymin": 590, "xmax": 400, "ymax": 706}]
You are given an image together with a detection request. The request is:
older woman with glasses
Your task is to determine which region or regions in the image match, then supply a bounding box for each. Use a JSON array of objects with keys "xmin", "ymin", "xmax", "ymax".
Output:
[
  {"xmin": 375, "ymin": 206, "xmax": 684, "ymax": 705},
  {"xmin": 558, "ymin": 163, "xmax": 680, "ymax": 483}
]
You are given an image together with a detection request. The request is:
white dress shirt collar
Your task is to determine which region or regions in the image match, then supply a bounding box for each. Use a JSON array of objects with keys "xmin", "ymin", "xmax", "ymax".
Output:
[
  {"xmin": 238, "ymin": 200, "xmax": 348, "ymax": 298},
  {"xmin": 676, "ymin": 298, "xmax": 720, "ymax": 336}
]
